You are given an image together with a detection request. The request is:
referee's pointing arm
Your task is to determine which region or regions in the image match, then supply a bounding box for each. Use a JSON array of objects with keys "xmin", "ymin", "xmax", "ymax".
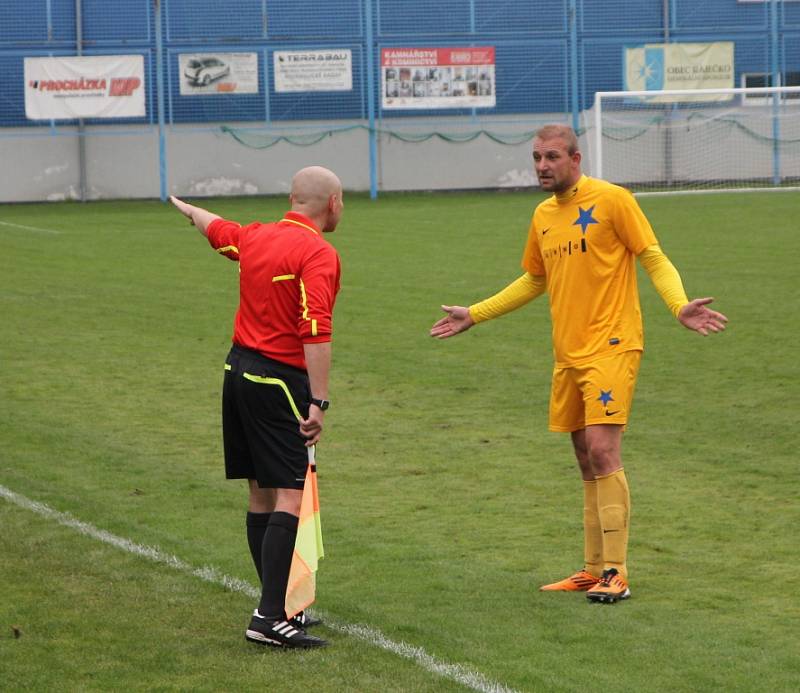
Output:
[{"xmin": 170, "ymin": 195, "xmax": 220, "ymax": 237}]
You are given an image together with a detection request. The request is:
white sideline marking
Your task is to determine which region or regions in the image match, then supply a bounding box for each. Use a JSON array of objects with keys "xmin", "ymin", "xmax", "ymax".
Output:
[
  {"xmin": 0, "ymin": 484, "xmax": 518, "ymax": 693},
  {"xmin": 0, "ymin": 220, "xmax": 62, "ymax": 234},
  {"xmin": 635, "ymin": 186, "xmax": 800, "ymax": 198}
]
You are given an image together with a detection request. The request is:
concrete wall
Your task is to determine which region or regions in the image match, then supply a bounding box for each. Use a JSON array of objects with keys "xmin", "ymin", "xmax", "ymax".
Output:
[
  {"xmin": 0, "ymin": 116, "xmax": 545, "ymax": 203},
  {"xmin": 0, "ymin": 128, "xmax": 159, "ymax": 202},
  {"xmin": 1, "ymin": 109, "xmax": 798, "ymax": 202}
]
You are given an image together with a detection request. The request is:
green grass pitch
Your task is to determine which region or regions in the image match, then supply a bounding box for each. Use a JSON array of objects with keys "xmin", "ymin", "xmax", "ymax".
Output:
[{"xmin": 1, "ymin": 190, "xmax": 798, "ymax": 691}]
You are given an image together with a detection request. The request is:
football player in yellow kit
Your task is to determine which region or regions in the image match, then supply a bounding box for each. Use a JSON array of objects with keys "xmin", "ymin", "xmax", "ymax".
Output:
[{"xmin": 430, "ymin": 124, "xmax": 727, "ymax": 603}]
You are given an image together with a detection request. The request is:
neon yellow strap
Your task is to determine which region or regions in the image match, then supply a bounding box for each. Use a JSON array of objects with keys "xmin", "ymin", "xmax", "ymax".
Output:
[
  {"xmin": 272, "ymin": 274, "xmax": 315, "ymax": 333},
  {"xmin": 469, "ymin": 272, "xmax": 546, "ymax": 323},
  {"xmin": 242, "ymin": 373, "xmax": 302, "ymax": 421},
  {"xmin": 299, "ymin": 278, "xmax": 317, "ymax": 335},
  {"xmin": 281, "ymin": 217, "xmax": 318, "ymax": 235},
  {"xmin": 637, "ymin": 245, "xmax": 689, "ymax": 318},
  {"xmin": 216, "ymin": 245, "xmax": 239, "ymax": 255}
]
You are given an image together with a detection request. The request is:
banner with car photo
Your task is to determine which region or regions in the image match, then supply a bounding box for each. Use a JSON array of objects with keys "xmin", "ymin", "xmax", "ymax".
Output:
[
  {"xmin": 24, "ymin": 54, "xmax": 145, "ymax": 120},
  {"xmin": 381, "ymin": 47, "xmax": 495, "ymax": 110},
  {"xmin": 179, "ymin": 53, "xmax": 259, "ymax": 95}
]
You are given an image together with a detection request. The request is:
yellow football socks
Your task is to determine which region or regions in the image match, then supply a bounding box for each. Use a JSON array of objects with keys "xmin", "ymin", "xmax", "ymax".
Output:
[
  {"xmin": 583, "ymin": 480, "xmax": 603, "ymax": 577},
  {"xmin": 595, "ymin": 468, "xmax": 630, "ymax": 578}
]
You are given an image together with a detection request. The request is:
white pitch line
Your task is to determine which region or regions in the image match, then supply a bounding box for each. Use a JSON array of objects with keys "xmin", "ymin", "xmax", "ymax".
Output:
[
  {"xmin": 0, "ymin": 220, "xmax": 62, "ymax": 234},
  {"xmin": 0, "ymin": 484, "xmax": 519, "ymax": 693}
]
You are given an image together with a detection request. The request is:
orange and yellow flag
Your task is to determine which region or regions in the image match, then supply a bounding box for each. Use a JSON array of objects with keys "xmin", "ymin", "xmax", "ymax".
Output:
[{"xmin": 284, "ymin": 446, "xmax": 324, "ymax": 619}]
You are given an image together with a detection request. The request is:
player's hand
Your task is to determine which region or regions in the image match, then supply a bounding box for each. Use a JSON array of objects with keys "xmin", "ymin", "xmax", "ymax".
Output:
[
  {"xmin": 300, "ymin": 409, "xmax": 324, "ymax": 447},
  {"xmin": 678, "ymin": 297, "xmax": 728, "ymax": 336},
  {"xmin": 169, "ymin": 195, "xmax": 195, "ymax": 225},
  {"xmin": 430, "ymin": 305, "xmax": 474, "ymax": 339}
]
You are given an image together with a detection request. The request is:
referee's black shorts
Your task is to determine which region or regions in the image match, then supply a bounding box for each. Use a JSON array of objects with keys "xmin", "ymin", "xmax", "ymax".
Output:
[{"xmin": 222, "ymin": 344, "xmax": 311, "ymax": 490}]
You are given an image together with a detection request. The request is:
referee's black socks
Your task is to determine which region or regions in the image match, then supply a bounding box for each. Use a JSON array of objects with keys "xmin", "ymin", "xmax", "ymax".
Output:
[
  {"xmin": 258, "ymin": 511, "xmax": 299, "ymax": 621},
  {"xmin": 246, "ymin": 511, "xmax": 271, "ymax": 582}
]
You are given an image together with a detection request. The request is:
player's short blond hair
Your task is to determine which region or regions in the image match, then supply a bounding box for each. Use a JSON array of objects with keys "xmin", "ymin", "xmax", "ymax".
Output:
[{"xmin": 534, "ymin": 124, "xmax": 579, "ymax": 155}]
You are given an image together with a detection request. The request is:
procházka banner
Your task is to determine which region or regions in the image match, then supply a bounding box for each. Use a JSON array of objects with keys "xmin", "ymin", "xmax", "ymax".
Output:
[{"xmin": 24, "ymin": 55, "xmax": 145, "ymax": 120}]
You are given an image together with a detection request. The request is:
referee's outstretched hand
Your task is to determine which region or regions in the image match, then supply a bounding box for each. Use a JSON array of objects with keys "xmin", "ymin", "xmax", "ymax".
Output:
[
  {"xmin": 169, "ymin": 195, "xmax": 220, "ymax": 237},
  {"xmin": 678, "ymin": 297, "xmax": 728, "ymax": 336},
  {"xmin": 169, "ymin": 195, "xmax": 195, "ymax": 223},
  {"xmin": 430, "ymin": 305, "xmax": 475, "ymax": 339}
]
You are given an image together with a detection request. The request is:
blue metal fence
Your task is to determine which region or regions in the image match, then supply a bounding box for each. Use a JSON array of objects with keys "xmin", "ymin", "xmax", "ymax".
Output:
[
  {"xmin": 2, "ymin": 0, "xmax": 790, "ymax": 127},
  {"xmin": 0, "ymin": 0, "xmax": 795, "ymax": 197}
]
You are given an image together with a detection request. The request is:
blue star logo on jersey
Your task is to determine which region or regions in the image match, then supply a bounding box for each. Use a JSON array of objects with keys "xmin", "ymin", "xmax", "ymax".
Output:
[
  {"xmin": 597, "ymin": 390, "xmax": 614, "ymax": 406},
  {"xmin": 573, "ymin": 205, "xmax": 599, "ymax": 235}
]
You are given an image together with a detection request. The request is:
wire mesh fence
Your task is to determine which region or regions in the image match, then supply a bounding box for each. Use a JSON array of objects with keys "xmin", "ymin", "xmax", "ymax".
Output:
[{"xmin": 0, "ymin": 0, "xmax": 795, "ymax": 200}]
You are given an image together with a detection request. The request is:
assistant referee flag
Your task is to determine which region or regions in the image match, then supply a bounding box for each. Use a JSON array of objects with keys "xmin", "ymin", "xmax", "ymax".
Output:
[{"xmin": 284, "ymin": 449, "xmax": 324, "ymax": 619}]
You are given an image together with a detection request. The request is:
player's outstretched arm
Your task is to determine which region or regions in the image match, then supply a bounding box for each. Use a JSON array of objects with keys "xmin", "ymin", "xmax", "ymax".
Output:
[
  {"xmin": 678, "ymin": 297, "xmax": 728, "ymax": 336},
  {"xmin": 430, "ymin": 273, "xmax": 545, "ymax": 340},
  {"xmin": 430, "ymin": 305, "xmax": 474, "ymax": 339},
  {"xmin": 169, "ymin": 196, "xmax": 221, "ymax": 237}
]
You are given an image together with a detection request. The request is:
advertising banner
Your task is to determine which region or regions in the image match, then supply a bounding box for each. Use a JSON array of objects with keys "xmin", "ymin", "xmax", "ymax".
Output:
[
  {"xmin": 381, "ymin": 47, "xmax": 495, "ymax": 110},
  {"xmin": 273, "ymin": 49, "xmax": 353, "ymax": 93},
  {"xmin": 24, "ymin": 55, "xmax": 145, "ymax": 120},
  {"xmin": 179, "ymin": 53, "xmax": 259, "ymax": 95},
  {"xmin": 624, "ymin": 42, "xmax": 734, "ymax": 102}
]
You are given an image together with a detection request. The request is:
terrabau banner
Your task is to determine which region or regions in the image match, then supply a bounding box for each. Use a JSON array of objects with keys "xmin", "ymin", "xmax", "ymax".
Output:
[
  {"xmin": 25, "ymin": 55, "xmax": 145, "ymax": 120},
  {"xmin": 624, "ymin": 42, "xmax": 734, "ymax": 102}
]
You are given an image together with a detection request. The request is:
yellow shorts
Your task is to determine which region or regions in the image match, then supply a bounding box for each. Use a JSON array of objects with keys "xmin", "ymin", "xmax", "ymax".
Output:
[{"xmin": 549, "ymin": 350, "xmax": 642, "ymax": 432}]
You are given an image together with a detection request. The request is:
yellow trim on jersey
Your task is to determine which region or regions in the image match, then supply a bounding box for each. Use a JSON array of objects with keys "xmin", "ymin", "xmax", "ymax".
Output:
[
  {"xmin": 299, "ymin": 279, "xmax": 310, "ymax": 320},
  {"xmin": 224, "ymin": 363, "xmax": 232, "ymax": 371},
  {"xmin": 299, "ymin": 278, "xmax": 317, "ymax": 333},
  {"xmin": 272, "ymin": 274, "xmax": 296, "ymax": 282},
  {"xmin": 637, "ymin": 245, "xmax": 689, "ymax": 317},
  {"xmin": 281, "ymin": 217, "xmax": 319, "ymax": 235},
  {"xmin": 469, "ymin": 272, "xmax": 546, "ymax": 323},
  {"xmin": 216, "ymin": 245, "xmax": 239, "ymax": 255},
  {"xmin": 242, "ymin": 372, "xmax": 302, "ymax": 421}
]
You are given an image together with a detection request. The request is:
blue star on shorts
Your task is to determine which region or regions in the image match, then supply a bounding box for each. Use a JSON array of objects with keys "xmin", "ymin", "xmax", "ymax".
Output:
[
  {"xmin": 573, "ymin": 205, "xmax": 599, "ymax": 235},
  {"xmin": 597, "ymin": 389, "xmax": 614, "ymax": 406}
]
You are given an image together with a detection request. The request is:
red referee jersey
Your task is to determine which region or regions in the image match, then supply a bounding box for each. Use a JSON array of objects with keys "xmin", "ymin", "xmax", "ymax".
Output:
[{"xmin": 207, "ymin": 211, "xmax": 341, "ymax": 370}]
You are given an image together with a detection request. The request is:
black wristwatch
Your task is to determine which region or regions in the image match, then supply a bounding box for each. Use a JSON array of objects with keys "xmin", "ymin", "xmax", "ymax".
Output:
[{"xmin": 310, "ymin": 398, "xmax": 330, "ymax": 411}]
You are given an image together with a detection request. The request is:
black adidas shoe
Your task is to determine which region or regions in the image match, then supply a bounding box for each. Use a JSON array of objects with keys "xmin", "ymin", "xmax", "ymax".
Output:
[
  {"xmin": 290, "ymin": 611, "xmax": 322, "ymax": 629},
  {"xmin": 245, "ymin": 611, "xmax": 328, "ymax": 649}
]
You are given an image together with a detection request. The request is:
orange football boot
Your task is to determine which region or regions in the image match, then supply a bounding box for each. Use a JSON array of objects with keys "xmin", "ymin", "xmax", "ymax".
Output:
[
  {"xmin": 539, "ymin": 569, "xmax": 601, "ymax": 592},
  {"xmin": 586, "ymin": 568, "xmax": 631, "ymax": 603}
]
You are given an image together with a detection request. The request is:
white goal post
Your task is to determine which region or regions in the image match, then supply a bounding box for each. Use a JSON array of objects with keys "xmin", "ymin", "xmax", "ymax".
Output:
[{"xmin": 592, "ymin": 86, "xmax": 800, "ymax": 193}]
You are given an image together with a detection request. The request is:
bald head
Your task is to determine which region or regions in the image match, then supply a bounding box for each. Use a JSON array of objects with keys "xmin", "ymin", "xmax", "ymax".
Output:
[
  {"xmin": 291, "ymin": 165, "xmax": 342, "ymax": 205},
  {"xmin": 289, "ymin": 166, "xmax": 344, "ymax": 232}
]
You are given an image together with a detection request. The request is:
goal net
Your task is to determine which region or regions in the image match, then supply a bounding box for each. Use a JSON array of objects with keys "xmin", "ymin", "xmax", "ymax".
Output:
[{"xmin": 590, "ymin": 86, "xmax": 800, "ymax": 193}]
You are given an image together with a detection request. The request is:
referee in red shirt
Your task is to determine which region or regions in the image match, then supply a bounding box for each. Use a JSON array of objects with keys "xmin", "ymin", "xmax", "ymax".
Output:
[{"xmin": 171, "ymin": 166, "xmax": 343, "ymax": 649}]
